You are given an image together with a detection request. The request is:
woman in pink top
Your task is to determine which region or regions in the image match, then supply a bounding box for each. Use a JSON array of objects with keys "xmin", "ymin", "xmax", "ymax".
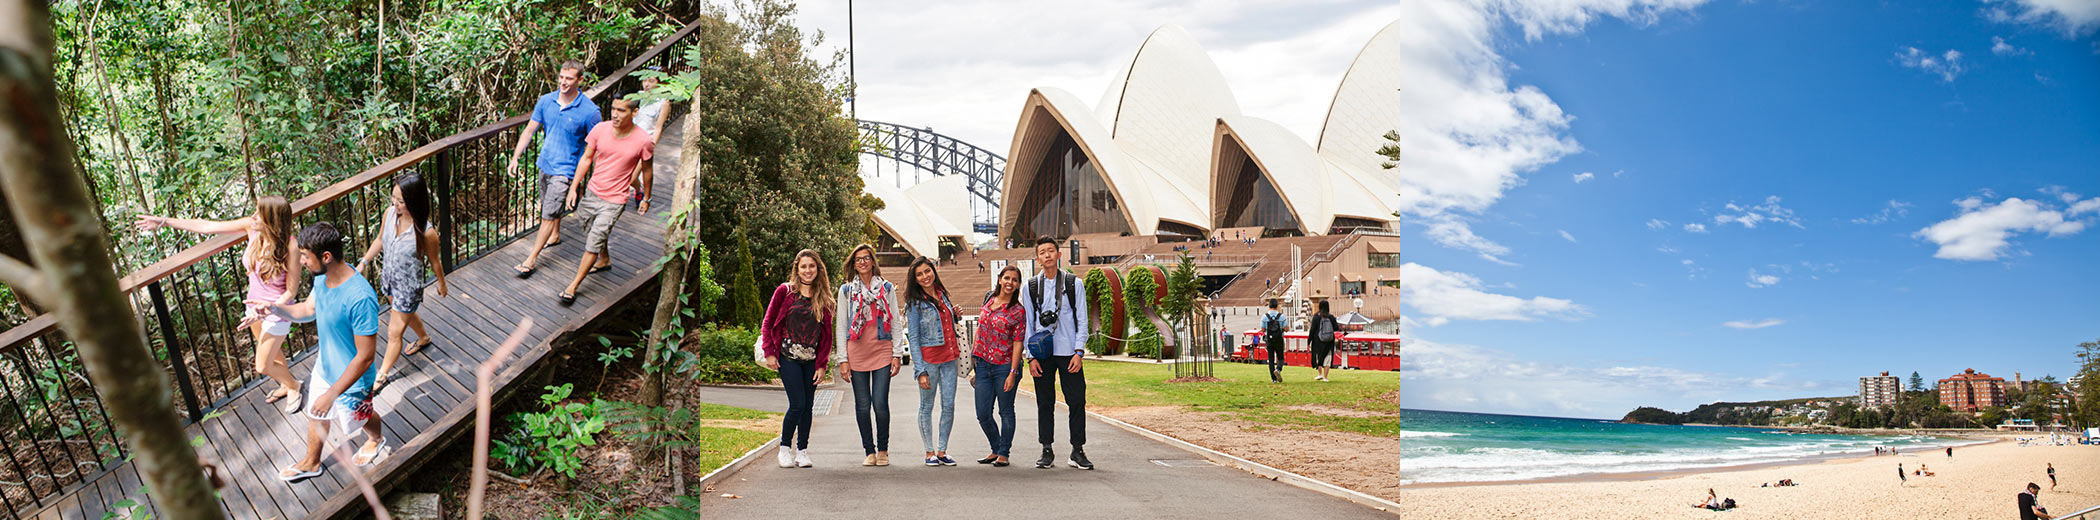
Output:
[
  {"xmin": 137, "ymin": 196, "xmax": 306, "ymax": 413},
  {"xmin": 971, "ymin": 265, "xmax": 1027, "ymax": 466},
  {"xmin": 832, "ymin": 244, "xmax": 905, "ymax": 466}
]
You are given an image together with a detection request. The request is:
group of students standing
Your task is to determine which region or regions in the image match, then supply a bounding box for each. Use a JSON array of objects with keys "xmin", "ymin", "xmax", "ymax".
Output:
[
  {"xmin": 130, "ymin": 58, "xmax": 665, "ymax": 483},
  {"xmin": 760, "ymin": 237, "xmax": 1097, "ymax": 470}
]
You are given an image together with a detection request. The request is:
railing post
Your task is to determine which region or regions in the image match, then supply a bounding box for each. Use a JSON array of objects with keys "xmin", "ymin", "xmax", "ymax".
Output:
[
  {"xmin": 145, "ymin": 281, "xmax": 203, "ymax": 423},
  {"xmin": 433, "ymin": 148, "xmax": 458, "ymax": 269}
]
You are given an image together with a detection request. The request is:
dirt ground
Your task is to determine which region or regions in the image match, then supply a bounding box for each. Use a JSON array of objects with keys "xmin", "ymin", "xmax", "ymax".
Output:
[{"xmin": 1098, "ymin": 404, "xmax": 1402, "ymax": 501}]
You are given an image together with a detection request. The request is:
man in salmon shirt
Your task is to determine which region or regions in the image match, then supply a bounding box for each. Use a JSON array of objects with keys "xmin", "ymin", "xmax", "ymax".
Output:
[{"xmin": 556, "ymin": 95, "xmax": 654, "ymax": 305}]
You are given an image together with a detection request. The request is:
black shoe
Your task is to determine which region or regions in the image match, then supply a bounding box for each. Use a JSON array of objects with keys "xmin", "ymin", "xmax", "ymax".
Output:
[
  {"xmin": 993, "ymin": 459, "xmax": 1011, "ymax": 467},
  {"xmin": 1068, "ymin": 447, "xmax": 1094, "ymax": 470},
  {"xmin": 1035, "ymin": 447, "xmax": 1054, "ymax": 469},
  {"xmin": 977, "ymin": 455, "xmax": 998, "ymax": 464}
]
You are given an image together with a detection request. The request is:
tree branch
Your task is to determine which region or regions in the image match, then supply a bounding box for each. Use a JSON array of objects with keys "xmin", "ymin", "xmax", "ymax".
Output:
[{"xmin": 0, "ymin": 253, "xmax": 52, "ymax": 306}]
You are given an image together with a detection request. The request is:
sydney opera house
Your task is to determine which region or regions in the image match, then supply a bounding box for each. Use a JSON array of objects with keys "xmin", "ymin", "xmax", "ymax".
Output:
[{"xmin": 871, "ymin": 22, "xmax": 1404, "ymax": 326}]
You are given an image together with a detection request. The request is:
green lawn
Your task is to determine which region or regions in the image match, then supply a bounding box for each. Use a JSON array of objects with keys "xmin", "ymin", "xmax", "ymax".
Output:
[
  {"xmin": 698, "ymin": 403, "xmax": 781, "ymax": 478},
  {"xmin": 1059, "ymin": 361, "xmax": 1397, "ymax": 437}
]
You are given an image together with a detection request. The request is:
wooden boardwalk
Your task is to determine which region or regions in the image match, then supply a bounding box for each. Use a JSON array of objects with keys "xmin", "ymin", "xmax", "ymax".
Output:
[{"xmin": 23, "ymin": 121, "xmax": 684, "ymax": 520}]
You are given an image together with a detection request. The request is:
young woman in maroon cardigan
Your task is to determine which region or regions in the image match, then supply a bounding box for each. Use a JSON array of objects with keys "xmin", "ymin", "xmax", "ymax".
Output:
[{"xmin": 759, "ymin": 249, "xmax": 837, "ymax": 468}]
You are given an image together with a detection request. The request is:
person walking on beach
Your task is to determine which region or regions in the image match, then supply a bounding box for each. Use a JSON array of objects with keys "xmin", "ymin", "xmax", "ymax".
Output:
[
  {"xmin": 253, "ymin": 223, "xmax": 389, "ymax": 481},
  {"xmin": 510, "ymin": 59, "xmax": 601, "ymax": 278},
  {"xmin": 904, "ymin": 257, "xmax": 961, "ymax": 466},
  {"xmin": 1261, "ymin": 299, "xmax": 1288, "ymax": 383},
  {"xmin": 759, "ymin": 250, "xmax": 837, "ymax": 469},
  {"xmin": 1898, "ymin": 463, "xmax": 1906, "ymax": 486},
  {"xmin": 1308, "ymin": 300, "xmax": 1340, "ymax": 382},
  {"xmin": 2047, "ymin": 463, "xmax": 2056, "ymax": 491},
  {"xmin": 2021, "ymin": 482, "xmax": 2054, "ymax": 519},
  {"xmin": 834, "ymin": 244, "xmax": 905, "ymax": 466},
  {"xmin": 554, "ymin": 96, "xmax": 655, "ymax": 306},
  {"xmin": 972, "ymin": 266, "xmax": 1026, "ymax": 467},
  {"xmin": 358, "ymin": 174, "xmax": 449, "ymax": 391},
  {"xmin": 137, "ymin": 196, "xmax": 305, "ymax": 414},
  {"xmin": 1021, "ymin": 236, "xmax": 1093, "ymax": 470}
]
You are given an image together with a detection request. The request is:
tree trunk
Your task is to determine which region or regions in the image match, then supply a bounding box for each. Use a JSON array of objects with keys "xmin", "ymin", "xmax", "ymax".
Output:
[
  {"xmin": 0, "ymin": 2, "xmax": 221, "ymax": 518},
  {"xmin": 641, "ymin": 106, "xmax": 701, "ymax": 408}
]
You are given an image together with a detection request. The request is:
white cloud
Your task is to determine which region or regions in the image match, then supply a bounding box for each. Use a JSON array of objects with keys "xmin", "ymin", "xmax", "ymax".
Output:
[
  {"xmin": 1401, "ymin": 263, "xmax": 1590, "ymax": 326},
  {"xmin": 1850, "ymin": 199, "xmax": 1914, "ymax": 225},
  {"xmin": 1656, "ymin": 245, "xmax": 1678, "ymax": 254},
  {"xmin": 1400, "ymin": 338, "xmax": 1823, "ymax": 417},
  {"xmin": 1745, "ymin": 269, "xmax": 1780, "ymax": 288},
  {"xmin": 1713, "ymin": 195, "xmax": 1804, "ymax": 229},
  {"xmin": 1983, "ymin": 0, "xmax": 2100, "ymax": 37},
  {"xmin": 1915, "ymin": 196, "xmax": 2092, "ymax": 261},
  {"xmin": 1723, "ymin": 318, "xmax": 1786, "ymax": 329},
  {"xmin": 1612, "ymin": 169, "xmax": 1624, "ymax": 178},
  {"xmin": 1683, "ymin": 222, "xmax": 1708, "ymax": 233},
  {"xmin": 1991, "ymin": 36, "xmax": 2032, "ymax": 56},
  {"xmin": 1896, "ymin": 47, "xmax": 1966, "ymax": 82},
  {"xmin": 1572, "ymin": 172, "xmax": 1595, "ymax": 183},
  {"xmin": 1557, "ymin": 229, "xmax": 1577, "ymax": 242},
  {"xmin": 1646, "ymin": 218, "xmax": 1670, "ymax": 230},
  {"xmin": 1425, "ymin": 215, "xmax": 1517, "ymax": 265}
]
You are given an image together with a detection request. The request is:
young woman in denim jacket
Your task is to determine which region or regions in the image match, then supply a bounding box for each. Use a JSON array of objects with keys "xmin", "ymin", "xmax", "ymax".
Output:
[
  {"xmin": 903, "ymin": 256, "xmax": 962, "ymax": 466},
  {"xmin": 833, "ymin": 244, "xmax": 907, "ymax": 466}
]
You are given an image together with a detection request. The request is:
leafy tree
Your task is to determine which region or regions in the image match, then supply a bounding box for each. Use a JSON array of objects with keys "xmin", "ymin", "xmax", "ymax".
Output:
[
  {"xmin": 1158, "ymin": 252, "xmax": 1201, "ymax": 358},
  {"xmin": 2076, "ymin": 338, "xmax": 2100, "ymax": 429},
  {"xmin": 677, "ymin": 0, "xmax": 868, "ymax": 308},
  {"xmin": 730, "ymin": 225, "xmax": 762, "ymax": 327},
  {"xmin": 1909, "ymin": 371, "xmax": 1926, "ymax": 392}
]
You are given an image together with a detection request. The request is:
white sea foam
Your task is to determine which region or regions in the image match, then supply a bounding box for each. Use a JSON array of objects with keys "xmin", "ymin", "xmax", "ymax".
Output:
[
  {"xmin": 1401, "ymin": 431, "xmax": 1467, "ymax": 438},
  {"xmin": 1401, "ymin": 436, "xmax": 1983, "ymax": 483}
]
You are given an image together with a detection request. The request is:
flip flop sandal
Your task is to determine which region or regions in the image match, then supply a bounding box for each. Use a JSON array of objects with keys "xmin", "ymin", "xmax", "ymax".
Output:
[
  {"xmin": 278, "ymin": 390, "xmax": 302, "ymax": 415},
  {"xmin": 406, "ymin": 339, "xmax": 431, "ymax": 357},
  {"xmin": 558, "ymin": 293, "xmax": 576, "ymax": 307},
  {"xmin": 278, "ymin": 465, "xmax": 323, "ymax": 482},
  {"xmin": 354, "ymin": 443, "xmax": 392, "ymax": 467},
  {"xmin": 588, "ymin": 264, "xmax": 612, "ymax": 274},
  {"xmin": 514, "ymin": 266, "xmax": 537, "ymax": 279},
  {"xmin": 372, "ymin": 372, "xmax": 391, "ymax": 392},
  {"xmin": 264, "ymin": 388, "xmax": 290, "ymax": 403}
]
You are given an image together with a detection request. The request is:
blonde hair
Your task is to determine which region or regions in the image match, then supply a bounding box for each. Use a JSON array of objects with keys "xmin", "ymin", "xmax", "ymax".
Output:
[
  {"xmin": 843, "ymin": 243, "xmax": 881, "ymax": 279},
  {"xmin": 788, "ymin": 249, "xmax": 836, "ymax": 316},
  {"xmin": 250, "ymin": 196, "xmax": 295, "ymax": 282}
]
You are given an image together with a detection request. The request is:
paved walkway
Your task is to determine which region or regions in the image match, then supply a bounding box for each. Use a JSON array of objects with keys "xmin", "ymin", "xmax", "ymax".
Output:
[{"xmin": 700, "ymin": 371, "xmax": 1392, "ymax": 518}]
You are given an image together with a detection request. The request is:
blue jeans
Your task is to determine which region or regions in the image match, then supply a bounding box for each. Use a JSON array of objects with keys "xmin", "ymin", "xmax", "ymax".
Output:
[
  {"xmin": 916, "ymin": 359, "xmax": 958, "ymax": 453},
  {"xmin": 851, "ymin": 368, "xmax": 893, "ymax": 455},
  {"xmin": 972, "ymin": 358, "xmax": 1018, "ymax": 457},
  {"xmin": 777, "ymin": 359, "xmax": 816, "ymax": 449}
]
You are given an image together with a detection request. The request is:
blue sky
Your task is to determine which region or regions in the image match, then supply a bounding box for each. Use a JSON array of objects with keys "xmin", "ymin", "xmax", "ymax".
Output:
[
  {"xmin": 781, "ymin": 0, "xmax": 2099, "ymax": 419},
  {"xmin": 1398, "ymin": 0, "xmax": 2100, "ymax": 418}
]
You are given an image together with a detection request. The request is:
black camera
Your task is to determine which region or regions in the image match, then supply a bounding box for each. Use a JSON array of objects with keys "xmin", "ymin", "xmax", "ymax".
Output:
[{"xmin": 1038, "ymin": 309, "xmax": 1060, "ymax": 327}]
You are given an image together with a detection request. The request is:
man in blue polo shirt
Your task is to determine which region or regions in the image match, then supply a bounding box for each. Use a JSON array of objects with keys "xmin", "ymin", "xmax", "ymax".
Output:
[{"xmin": 509, "ymin": 59, "xmax": 601, "ymax": 278}]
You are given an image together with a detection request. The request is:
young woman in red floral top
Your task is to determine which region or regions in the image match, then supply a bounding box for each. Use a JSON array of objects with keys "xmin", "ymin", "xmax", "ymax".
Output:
[{"xmin": 970, "ymin": 265, "xmax": 1027, "ymax": 466}]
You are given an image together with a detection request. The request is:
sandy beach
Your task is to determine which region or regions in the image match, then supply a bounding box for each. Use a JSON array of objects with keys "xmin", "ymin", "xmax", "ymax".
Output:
[{"xmin": 1392, "ymin": 434, "xmax": 2100, "ymax": 519}]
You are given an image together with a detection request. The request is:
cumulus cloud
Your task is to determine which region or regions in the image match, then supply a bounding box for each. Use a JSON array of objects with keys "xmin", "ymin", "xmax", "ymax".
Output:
[
  {"xmin": 1983, "ymin": 0, "xmax": 2100, "ymax": 37},
  {"xmin": 1991, "ymin": 36, "xmax": 2031, "ymax": 56},
  {"xmin": 1558, "ymin": 229, "xmax": 1578, "ymax": 242},
  {"xmin": 1426, "ymin": 215, "xmax": 1517, "ymax": 265},
  {"xmin": 1745, "ymin": 269, "xmax": 1781, "ymax": 288},
  {"xmin": 1401, "ymin": 338, "xmax": 1825, "ymax": 417},
  {"xmin": 1896, "ymin": 47, "xmax": 1966, "ymax": 82},
  {"xmin": 1714, "ymin": 195, "xmax": 1805, "ymax": 229},
  {"xmin": 1724, "ymin": 318, "xmax": 1786, "ymax": 329},
  {"xmin": 1683, "ymin": 222, "xmax": 1708, "ymax": 233},
  {"xmin": 1851, "ymin": 200, "xmax": 1914, "ymax": 225},
  {"xmin": 1573, "ymin": 172, "xmax": 1595, "ymax": 183},
  {"xmin": 1916, "ymin": 196, "xmax": 2094, "ymax": 261},
  {"xmin": 1646, "ymin": 218, "xmax": 1670, "ymax": 230},
  {"xmin": 1401, "ymin": 263, "xmax": 1589, "ymax": 327}
]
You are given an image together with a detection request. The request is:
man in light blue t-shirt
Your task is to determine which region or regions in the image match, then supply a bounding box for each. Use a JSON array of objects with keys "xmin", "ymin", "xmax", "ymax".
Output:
[
  {"xmin": 251, "ymin": 222, "xmax": 387, "ymax": 482},
  {"xmin": 509, "ymin": 59, "xmax": 602, "ymax": 279}
]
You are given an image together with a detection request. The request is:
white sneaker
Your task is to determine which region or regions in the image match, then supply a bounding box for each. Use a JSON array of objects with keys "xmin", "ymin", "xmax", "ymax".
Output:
[
  {"xmin": 794, "ymin": 449, "xmax": 813, "ymax": 468},
  {"xmin": 777, "ymin": 445, "xmax": 795, "ymax": 468}
]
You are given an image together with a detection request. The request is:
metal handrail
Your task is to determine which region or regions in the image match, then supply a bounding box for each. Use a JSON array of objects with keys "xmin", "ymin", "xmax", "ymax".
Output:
[{"xmin": 2062, "ymin": 502, "xmax": 2100, "ymax": 519}]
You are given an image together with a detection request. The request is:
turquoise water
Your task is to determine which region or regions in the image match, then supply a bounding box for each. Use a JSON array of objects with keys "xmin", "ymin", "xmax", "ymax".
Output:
[{"xmin": 1401, "ymin": 409, "xmax": 1980, "ymax": 484}]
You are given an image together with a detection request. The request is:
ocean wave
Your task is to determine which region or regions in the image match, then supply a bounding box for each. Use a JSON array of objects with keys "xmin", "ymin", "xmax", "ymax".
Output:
[
  {"xmin": 1725, "ymin": 437, "xmax": 1754, "ymax": 441},
  {"xmin": 1401, "ymin": 431, "xmax": 1467, "ymax": 438},
  {"xmin": 1401, "ymin": 437, "xmax": 1981, "ymax": 483}
]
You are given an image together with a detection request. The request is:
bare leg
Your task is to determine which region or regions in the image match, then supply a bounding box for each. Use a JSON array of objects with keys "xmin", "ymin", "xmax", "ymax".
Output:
[
  {"xmin": 404, "ymin": 312, "xmax": 430, "ymax": 349},
  {"xmin": 358, "ymin": 414, "xmax": 386, "ymax": 459},
  {"xmin": 563, "ymin": 251, "xmax": 599, "ymax": 298},
  {"xmin": 250, "ymin": 323, "xmax": 299, "ymax": 397},
  {"xmin": 515, "ymin": 218, "xmax": 559, "ymax": 273},
  {"xmin": 289, "ymin": 416, "xmax": 329, "ymax": 474},
  {"xmin": 377, "ymin": 310, "xmax": 409, "ymax": 379}
]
